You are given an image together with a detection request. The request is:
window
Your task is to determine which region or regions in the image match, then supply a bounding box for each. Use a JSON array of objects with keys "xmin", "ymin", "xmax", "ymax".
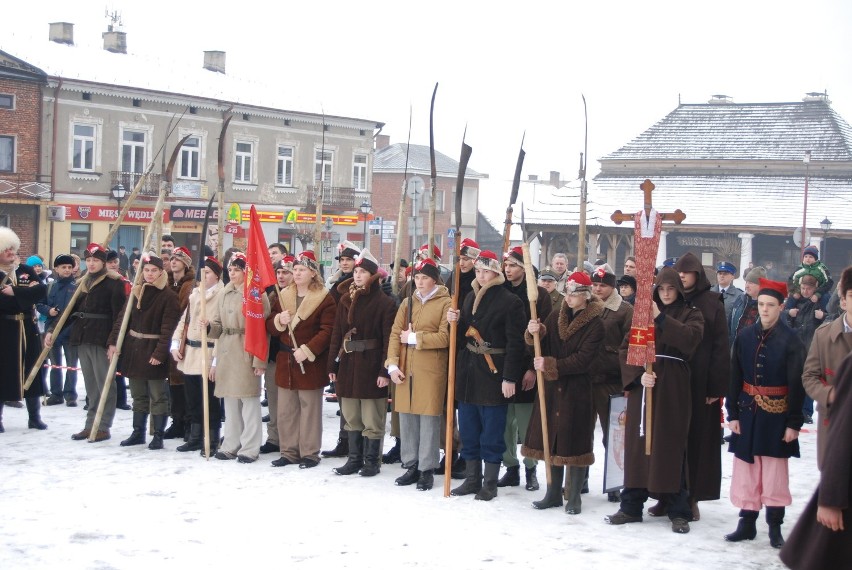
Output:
[
  {"xmin": 0, "ymin": 94, "xmax": 13, "ymax": 109},
  {"xmin": 82, "ymin": 92, "xmax": 91, "ymax": 101},
  {"xmin": 315, "ymin": 149, "xmax": 333, "ymax": 184},
  {"xmin": 121, "ymin": 130, "xmax": 146, "ymax": 173},
  {"xmin": 234, "ymin": 141, "xmax": 253, "ymax": 183},
  {"xmin": 276, "ymin": 145, "xmax": 294, "ymax": 186},
  {"xmin": 0, "ymin": 136, "xmax": 13, "ymax": 172},
  {"xmin": 72, "ymin": 124, "xmax": 95, "ymax": 171},
  {"xmin": 70, "ymin": 223, "xmax": 92, "ymax": 257},
  {"xmin": 180, "ymin": 136, "xmax": 200, "ymax": 179},
  {"xmin": 352, "ymin": 154, "xmax": 367, "ymax": 190}
]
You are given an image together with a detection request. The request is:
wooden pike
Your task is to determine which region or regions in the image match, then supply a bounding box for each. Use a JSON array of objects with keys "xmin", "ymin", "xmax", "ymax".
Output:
[
  {"xmin": 427, "ymin": 83, "xmax": 438, "ymax": 262},
  {"xmin": 391, "ymin": 106, "xmax": 413, "ymax": 297}
]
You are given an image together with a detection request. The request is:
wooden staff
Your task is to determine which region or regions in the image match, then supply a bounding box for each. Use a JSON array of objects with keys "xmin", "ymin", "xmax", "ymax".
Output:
[
  {"xmin": 89, "ymin": 187, "xmax": 169, "ymax": 440},
  {"xmin": 645, "ymin": 358, "xmax": 653, "ymax": 455},
  {"xmin": 522, "ymin": 242, "xmax": 552, "ymax": 485},
  {"xmin": 199, "ymin": 263, "xmax": 212, "ymax": 459},
  {"xmin": 313, "ymin": 110, "xmax": 326, "ymax": 258}
]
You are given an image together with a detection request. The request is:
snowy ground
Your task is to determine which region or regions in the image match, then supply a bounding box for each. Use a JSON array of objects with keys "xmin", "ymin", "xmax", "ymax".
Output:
[{"xmin": 0, "ymin": 381, "xmax": 817, "ymax": 570}]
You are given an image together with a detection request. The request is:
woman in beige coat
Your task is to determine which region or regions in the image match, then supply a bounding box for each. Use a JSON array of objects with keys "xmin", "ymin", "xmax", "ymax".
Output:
[
  {"xmin": 170, "ymin": 256, "xmax": 224, "ymax": 453},
  {"xmin": 386, "ymin": 259, "xmax": 451, "ymax": 491},
  {"xmin": 206, "ymin": 253, "xmax": 270, "ymax": 463}
]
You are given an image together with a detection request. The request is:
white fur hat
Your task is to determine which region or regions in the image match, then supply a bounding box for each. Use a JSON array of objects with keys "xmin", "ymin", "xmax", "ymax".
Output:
[{"xmin": 0, "ymin": 226, "xmax": 21, "ymax": 253}]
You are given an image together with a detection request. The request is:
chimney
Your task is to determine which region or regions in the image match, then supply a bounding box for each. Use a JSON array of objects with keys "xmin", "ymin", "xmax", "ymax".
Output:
[
  {"xmin": 708, "ymin": 94, "xmax": 734, "ymax": 104},
  {"xmin": 102, "ymin": 30, "xmax": 127, "ymax": 54},
  {"xmin": 549, "ymin": 171, "xmax": 561, "ymax": 187},
  {"xmin": 203, "ymin": 51, "xmax": 226, "ymax": 74},
  {"xmin": 528, "ymin": 174, "xmax": 538, "ymax": 182},
  {"xmin": 49, "ymin": 22, "xmax": 74, "ymax": 45},
  {"xmin": 803, "ymin": 91, "xmax": 830, "ymax": 104},
  {"xmin": 375, "ymin": 134, "xmax": 390, "ymax": 150}
]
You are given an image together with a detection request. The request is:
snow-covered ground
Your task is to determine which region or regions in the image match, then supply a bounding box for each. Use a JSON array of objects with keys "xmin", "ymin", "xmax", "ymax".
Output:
[{"xmin": 0, "ymin": 382, "xmax": 817, "ymax": 570}]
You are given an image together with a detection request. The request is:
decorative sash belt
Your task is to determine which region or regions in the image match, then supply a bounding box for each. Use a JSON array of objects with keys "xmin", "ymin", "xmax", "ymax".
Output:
[
  {"xmin": 743, "ymin": 381, "xmax": 788, "ymax": 397},
  {"xmin": 129, "ymin": 329, "xmax": 160, "ymax": 339}
]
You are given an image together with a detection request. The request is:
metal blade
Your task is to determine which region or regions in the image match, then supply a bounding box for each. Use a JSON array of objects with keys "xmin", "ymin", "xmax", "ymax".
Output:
[
  {"xmin": 509, "ymin": 132, "xmax": 526, "ymax": 207},
  {"xmin": 454, "ymin": 126, "xmax": 472, "ymax": 231}
]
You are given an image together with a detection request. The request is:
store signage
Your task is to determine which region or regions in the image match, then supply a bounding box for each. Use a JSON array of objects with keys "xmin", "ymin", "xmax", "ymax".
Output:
[{"xmin": 62, "ymin": 204, "xmax": 170, "ymax": 223}]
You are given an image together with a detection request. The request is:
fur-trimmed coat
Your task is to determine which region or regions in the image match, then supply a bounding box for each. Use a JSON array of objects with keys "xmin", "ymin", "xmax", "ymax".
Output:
[
  {"xmin": 208, "ymin": 281, "xmax": 270, "ymax": 398},
  {"xmin": 266, "ymin": 284, "xmax": 336, "ymax": 391},
  {"xmin": 167, "ymin": 268, "xmax": 196, "ymax": 385},
  {"xmin": 172, "ymin": 281, "xmax": 223, "ymax": 376},
  {"xmin": 328, "ymin": 273, "xmax": 396, "ymax": 400},
  {"xmin": 385, "ymin": 286, "xmax": 452, "ymax": 416},
  {"xmin": 521, "ymin": 298, "xmax": 605, "ymax": 466},
  {"xmin": 453, "ymin": 274, "xmax": 526, "ymax": 406},
  {"xmin": 588, "ymin": 291, "xmax": 633, "ymax": 385},
  {"xmin": 504, "ymin": 278, "xmax": 552, "ymax": 404},
  {"xmin": 109, "ymin": 271, "xmax": 180, "ymax": 380},
  {"xmin": 60, "ymin": 269, "xmax": 127, "ymax": 347},
  {"xmin": 0, "ymin": 263, "xmax": 48, "ymax": 400}
]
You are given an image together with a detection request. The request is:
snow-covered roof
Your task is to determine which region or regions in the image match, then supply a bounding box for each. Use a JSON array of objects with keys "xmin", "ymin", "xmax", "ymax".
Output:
[
  {"xmin": 373, "ymin": 143, "xmax": 486, "ymax": 179},
  {"xmin": 517, "ymin": 175, "xmax": 852, "ymax": 233},
  {"xmin": 601, "ymin": 100, "xmax": 852, "ymax": 162},
  {"xmin": 0, "ymin": 32, "xmax": 381, "ymax": 129}
]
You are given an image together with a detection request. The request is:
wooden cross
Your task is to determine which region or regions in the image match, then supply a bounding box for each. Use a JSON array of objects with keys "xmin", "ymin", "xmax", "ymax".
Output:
[{"xmin": 610, "ymin": 179, "xmax": 686, "ymax": 225}]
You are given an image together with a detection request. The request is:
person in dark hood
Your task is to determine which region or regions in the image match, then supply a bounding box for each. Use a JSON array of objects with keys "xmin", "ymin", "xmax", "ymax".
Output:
[
  {"xmin": 606, "ymin": 267, "xmax": 704, "ymax": 534},
  {"xmin": 654, "ymin": 252, "xmax": 729, "ymax": 522}
]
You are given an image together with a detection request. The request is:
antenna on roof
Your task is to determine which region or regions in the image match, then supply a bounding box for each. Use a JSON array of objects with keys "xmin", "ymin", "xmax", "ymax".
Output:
[{"xmin": 105, "ymin": 7, "xmax": 123, "ymax": 32}]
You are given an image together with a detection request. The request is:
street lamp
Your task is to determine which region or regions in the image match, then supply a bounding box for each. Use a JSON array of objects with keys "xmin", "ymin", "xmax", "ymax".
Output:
[
  {"xmin": 111, "ymin": 183, "xmax": 127, "ymax": 208},
  {"xmin": 360, "ymin": 200, "xmax": 371, "ymax": 249},
  {"xmin": 820, "ymin": 217, "xmax": 832, "ymax": 264}
]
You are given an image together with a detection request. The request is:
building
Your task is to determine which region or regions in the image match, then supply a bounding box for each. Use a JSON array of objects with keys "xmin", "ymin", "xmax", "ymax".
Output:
[
  {"xmin": 521, "ymin": 94, "xmax": 852, "ymax": 280},
  {"xmin": 0, "ymin": 22, "xmax": 383, "ymax": 268},
  {"xmin": 370, "ymin": 135, "xmax": 486, "ymax": 268}
]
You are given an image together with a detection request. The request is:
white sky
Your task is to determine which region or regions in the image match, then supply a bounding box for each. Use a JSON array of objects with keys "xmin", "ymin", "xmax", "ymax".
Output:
[{"xmin": 4, "ymin": 0, "xmax": 852, "ymax": 225}]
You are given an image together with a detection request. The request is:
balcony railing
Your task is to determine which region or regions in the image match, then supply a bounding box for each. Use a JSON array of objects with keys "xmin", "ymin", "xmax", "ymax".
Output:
[
  {"xmin": 305, "ymin": 185, "xmax": 358, "ymax": 212},
  {"xmin": 0, "ymin": 173, "xmax": 52, "ymax": 200},
  {"xmin": 110, "ymin": 171, "xmax": 163, "ymax": 200}
]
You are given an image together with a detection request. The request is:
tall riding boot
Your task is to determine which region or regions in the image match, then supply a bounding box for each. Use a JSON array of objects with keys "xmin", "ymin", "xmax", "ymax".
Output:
[
  {"xmin": 724, "ymin": 509, "xmax": 758, "ymax": 542},
  {"xmin": 533, "ymin": 465, "xmax": 565, "ymax": 510},
  {"xmin": 359, "ymin": 438, "xmax": 382, "ymax": 477},
  {"xmin": 766, "ymin": 506, "xmax": 786, "ymax": 548},
  {"xmin": 333, "ymin": 431, "xmax": 364, "ymax": 475},
  {"xmin": 120, "ymin": 412, "xmax": 148, "ymax": 446},
  {"xmin": 149, "ymin": 415, "xmax": 168, "ymax": 450},
  {"xmin": 382, "ymin": 436, "xmax": 401, "ymax": 464},
  {"xmin": 525, "ymin": 466, "xmax": 540, "ymax": 491},
  {"xmin": 163, "ymin": 406, "xmax": 185, "ymax": 439},
  {"xmin": 451, "ymin": 459, "xmax": 483, "ymax": 496},
  {"xmin": 566, "ymin": 466, "xmax": 585, "ymax": 514},
  {"xmin": 177, "ymin": 423, "xmax": 203, "ymax": 452},
  {"xmin": 26, "ymin": 397, "xmax": 48, "ymax": 430},
  {"xmin": 0, "ymin": 401, "xmax": 5, "ymax": 433},
  {"xmin": 475, "ymin": 462, "xmax": 501, "ymax": 501}
]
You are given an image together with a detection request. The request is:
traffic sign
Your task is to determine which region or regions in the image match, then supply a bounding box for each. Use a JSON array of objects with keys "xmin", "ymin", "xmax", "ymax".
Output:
[{"xmin": 793, "ymin": 227, "xmax": 812, "ymax": 248}]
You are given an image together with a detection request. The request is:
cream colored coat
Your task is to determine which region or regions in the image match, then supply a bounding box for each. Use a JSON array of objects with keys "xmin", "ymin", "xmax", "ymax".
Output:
[
  {"xmin": 172, "ymin": 281, "xmax": 224, "ymax": 376},
  {"xmin": 385, "ymin": 285, "xmax": 451, "ymax": 416},
  {"xmin": 208, "ymin": 282, "xmax": 270, "ymax": 398}
]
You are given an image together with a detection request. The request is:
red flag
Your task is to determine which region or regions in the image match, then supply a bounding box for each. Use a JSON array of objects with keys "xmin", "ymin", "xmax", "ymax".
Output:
[{"xmin": 244, "ymin": 205, "xmax": 276, "ymax": 361}]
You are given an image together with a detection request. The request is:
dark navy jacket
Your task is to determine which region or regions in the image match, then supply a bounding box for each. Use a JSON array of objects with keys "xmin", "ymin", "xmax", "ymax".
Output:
[{"xmin": 36, "ymin": 274, "xmax": 77, "ymax": 344}]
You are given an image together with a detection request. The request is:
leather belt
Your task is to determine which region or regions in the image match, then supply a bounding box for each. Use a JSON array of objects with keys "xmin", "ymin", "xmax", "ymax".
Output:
[
  {"xmin": 72, "ymin": 312, "xmax": 110, "ymax": 319},
  {"xmin": 465, "ymin": 343, "xmax": 505, "ymax": 355},
  {"xmin": 343, "ymin": 338, "xmax": 380, "ymax": 353},
  {"xmin": 222, "ymin": 327, "xmax": 245, "ymax": 336},
  {"xmin": 2, "ymin": 314, "xmax": 25, "ymax": 321},
  {"xmin": 186, "ymin": 339, "xmax": 215, "ymax": 348},
  {"xmin": 743, "ymin": 381, "xmax": 788, "ymax": 397},
  {"xmin": 129, "ymin": 329, "xmax": 160, "ymax": 340}
]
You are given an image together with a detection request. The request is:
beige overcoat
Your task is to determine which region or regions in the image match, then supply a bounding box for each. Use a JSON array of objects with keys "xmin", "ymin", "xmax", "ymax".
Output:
[{"xmin": 172, "ymin": 281, "xmax": 224, "ymax": 376}]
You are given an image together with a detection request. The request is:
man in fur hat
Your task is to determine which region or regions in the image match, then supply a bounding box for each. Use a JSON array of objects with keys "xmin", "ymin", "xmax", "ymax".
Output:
[
  {"xmin": 0, "ymin": 226, "xmax": 49, "ymax": 432},
  {"xmin": 46, "ymin": 242, "xmax": 128, "ymax": 441},
  {"xmin": 446, "ymin": 250, "xmax": 526, "ymax": 501}
]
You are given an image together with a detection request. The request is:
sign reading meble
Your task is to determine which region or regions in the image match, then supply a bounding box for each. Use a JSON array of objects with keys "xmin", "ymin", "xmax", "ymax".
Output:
[{"xmin": 169, "ymin": 206, "xmax": 220, "ymax": 221}]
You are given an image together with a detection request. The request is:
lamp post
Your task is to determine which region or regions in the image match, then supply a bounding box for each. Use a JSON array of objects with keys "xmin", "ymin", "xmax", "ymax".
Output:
[
  {"xmin": 820, "ymin": 217, "xmax": 832, "ymax": 264},
  {"xmin": 801, "ymin": 150, "xmax": 811, "ymax": 258},
  {"xmin": 111, "ymin": 183, "xmax": 126, "ymax": 248},
  {"xmin": 323, "ymin": 216, "xmax": 333, "ymax": 270},
  {"xmin": 360, "ymin": 200, "xmax": 371, "ymax": 250}
]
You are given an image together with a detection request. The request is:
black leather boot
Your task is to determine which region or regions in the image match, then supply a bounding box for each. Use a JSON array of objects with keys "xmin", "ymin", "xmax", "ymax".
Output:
[
  {"xmin": 766, "ymin": 506, "xmax": 786, "ymax": 548},
  {"xmin": 359, "ymin": 438, "xmax": 382, "ymax": 477},
  {"xmin": 497, "ymin": 465, "xmax": 520, "ymax": 487},
  {"xmin": 475, "ymin": 462, "xmax": 501, "ymax": 501},
  {"xmin": 395, "ymin": 464, "xmax": 420, "ymax": 486},
  {"xmin": 382, "ymin": 436, "xmax": 401, "ymax": 464},
  {"xmin": 533, "ymin": 466, "xmax": 565, "ymax": 510},
  {"xmin": 416, "ymin": 469, "xmax": 434, "ymax": 491},
  {"xmin": 333, "ymin": 432, "xmax": 364, "ymax": 475},
  {"xmin": 120, "ymin": 412, "xmax": 148, "ymax": 446},
  {"xmin": 163, "ymin": 418, "xmax": 185, "ymax": 440},
  {"xmin": 26, "ymin": 397, "xmax": 47, "ymax": 430},
  {"xmin": 0, "ymin": 402, "xmax": 5, "ymax": 433},
  {"xmin": 177, "ymin": 423, "xmax": 203, "ymax": 452},
  {"xmin": 148, "ymin": 415, "xmax": 168, "ymax": 450},
  {"xmin": 322, "ymin": 431, "xmax": 349, "ymax": 458},
  {"xmin": 451, "ymin": 459, "xmax": 482, "ymax": 496},
  {"xmin": 724, "ymin": 509, "xmax": 758, "ymax": 542},
  {"xmin": 566, "ymin": 466, "xmax": 585, "ymax": 514},
  {"xmin": 525, "ymin": 466, "xmax": 540, "ymax": 491}
]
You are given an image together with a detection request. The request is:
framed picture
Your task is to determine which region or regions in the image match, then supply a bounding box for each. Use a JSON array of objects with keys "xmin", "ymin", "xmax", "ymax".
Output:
[{"xmin": 604, "ymin": 394, "xmax": 627, "ymax": 493}]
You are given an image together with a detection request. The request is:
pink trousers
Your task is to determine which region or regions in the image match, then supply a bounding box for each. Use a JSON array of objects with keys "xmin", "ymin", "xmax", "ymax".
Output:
[{"xmin": 730, "ymin": 456, "xmax": 792, "ymax": 511}]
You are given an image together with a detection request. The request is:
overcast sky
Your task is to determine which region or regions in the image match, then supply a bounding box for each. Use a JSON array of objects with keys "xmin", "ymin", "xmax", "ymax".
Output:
[{"xmin": 5, "ymin": 0, "xmax": 852, "ymax": 225}]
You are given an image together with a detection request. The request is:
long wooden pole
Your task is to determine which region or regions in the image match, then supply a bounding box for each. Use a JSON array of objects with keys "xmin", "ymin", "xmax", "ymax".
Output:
[
  {"xmin": 199, "ymin": 266, "xmax": 212, "ymax": 459},
  {"xmin": 522, "ymin": 242, "xmax": 552, "ymax": 485},
  {"xmin": 392, "ymin": 107, "xmax": 413, "ymax": 297},
  {"xmin": 443, "ymin": 231, "xmax": 462, "ymax": 497}
]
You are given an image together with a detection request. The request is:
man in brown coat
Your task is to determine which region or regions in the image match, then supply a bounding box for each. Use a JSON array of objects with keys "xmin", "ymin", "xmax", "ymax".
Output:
[{"xmin": 802, "ymin": 266, "xmax": 852, "ymax": 470}]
